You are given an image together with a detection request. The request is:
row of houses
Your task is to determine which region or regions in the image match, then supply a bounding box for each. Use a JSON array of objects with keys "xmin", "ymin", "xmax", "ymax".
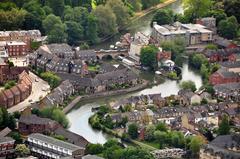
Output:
[
  {"xmin": 0, "ymin": 70, "xmax": 32, "ymax": 108},
  {"xmin": 111, "ymin": 101, "xmax": 239, "ymax": 133},
  {"xmin": 209, "ymin": 61, "xmax": 240, "ymax": 85},
  {"xmin": 28, "ymin": 44, "xmax": 96, "ymax": 76}
]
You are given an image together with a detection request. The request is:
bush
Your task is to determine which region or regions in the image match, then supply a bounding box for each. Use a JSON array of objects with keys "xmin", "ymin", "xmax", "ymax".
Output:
[
  {"xmin": 40, "ymin": 71, "xmax": 61, "ymax": 88},
  {"xmin": 180, "ymin": 80, "xmax": 197, "ymax": 92},
  {"xmin": 86, "ymin": 143, "xmax": 104, "ymax": 154}
]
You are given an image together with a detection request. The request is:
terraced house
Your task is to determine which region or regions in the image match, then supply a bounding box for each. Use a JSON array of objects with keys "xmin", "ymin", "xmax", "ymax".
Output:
[
  {"xmin": 27, "ymin": 133, "xmax": 85, "ymax": 159},
  {"xmin": 28, "ymin": 44, "xmax": 96, "ymax": 76}
]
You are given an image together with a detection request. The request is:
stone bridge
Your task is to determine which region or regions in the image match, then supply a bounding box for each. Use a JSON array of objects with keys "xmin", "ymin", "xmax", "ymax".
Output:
[{"xmin": 95, "ymin": 49, "xmax": 129, "ymax": 60}]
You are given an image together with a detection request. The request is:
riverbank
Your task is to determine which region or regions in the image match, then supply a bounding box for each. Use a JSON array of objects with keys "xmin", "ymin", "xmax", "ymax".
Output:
[{"xmin": 63, "ymin": 80, "xmax": 149, "ymax": 113}]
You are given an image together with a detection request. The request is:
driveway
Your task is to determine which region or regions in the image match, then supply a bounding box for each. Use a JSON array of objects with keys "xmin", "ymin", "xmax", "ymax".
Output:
[{"xmin": 7, "ymin": 72, "xmax": 50, "ymax": 113}]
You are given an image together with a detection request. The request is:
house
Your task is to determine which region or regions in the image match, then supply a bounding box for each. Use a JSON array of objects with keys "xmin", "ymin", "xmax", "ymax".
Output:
[
  {"xmin": 220, "ymin": 61, "xmax": 240, "ymax": 73},
  {"xmin": 196, "ymin": 17, "xmax": 217, "ymax": 33},
  {"xmin": 28, "ymin": 44, "xmax": 89, "ymax": 76},
  {"xmin": 27, "ymin": 133, "xmax": 85, "ymax": 159},
  {"xmin": 213, "ymin": 82, "xmax": 240, "ymax": 101},
  {"xmin": 200, "ymin": 135, "xmax": 240, "ymax": 159},
  {"xmin": 152, "ymin": 94, "xmax": 166, "ymax": 107},
  {"xmin": 215, "ymin": 37, "xmax": 238, "ymax": 49},
  {"xmin": 209, "ymin": 68, "xmax": 240, "ymax": 85},
  {"xmin": 18, "ymin": 114, "xmax": 60, "ymax": 135},
  {"xmin": 0, "ymin": 30, "xmax": 42, "ymax": 53},
  {"xmin": 204, "ymin": 47, "xmax": 240, "ymax": 62},
  {"xmin": 42, "ymin": 80, "xmax": 74, "ymax": 106},
  {"xmin": 5, "ymin": 41, "xmax": 27, "ymax": 57},
  {"xmin": 178, "ymin": 89, "xmax": 201, "ymax": 106},
  {"xmin": 0, "ymin": 137, "xmax": 15, "ymax": 158},
  {"xmin": 53, "ymin": 127, "xmax": 89, "ymax": 148},
  {"xmin": 152, "ymin": 22, "xmax": 213, "ymax": 46}
]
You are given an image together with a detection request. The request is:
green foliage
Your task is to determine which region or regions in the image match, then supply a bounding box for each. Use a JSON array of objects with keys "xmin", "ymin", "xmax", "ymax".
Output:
[
  {"xmin": 106, "ymin": 0, "xmax": 130, "ymax": 26},
  {"xmin": 206, "ymin": 44, "xmax": 218, "ymax": 50},
  {"xmin": 144, "ymin": 125, "xmax": 156, "ymax": 141},
  {"xmin": 15, "ymin": 144, "xmax": 30, "ymax": 157},
  {"xmin": 189, "ymin": 136, "xmax": 204, "ymax": 156},
  {"xmin": 127, "ymin": 0, "xmax": 142, "ymax": 12},
  {"xmin": 0, "ymin": 107, "xmax": 16, "ymax": 130},
  {"xmin": 4, "ymin": 80, "xmax": 16, "ymax": 90},
  {"xmin": 94, "ymin": 5, "xmax": 117, "ymax": 37},
  {"xmin": 223, "ymin": 0, "xmax": 240, "ymax": 23},
  {"xmin": 167, "ymin": 71, "xmax": 178, "ymax": 80},
  {"xmin": 10, "ymin": 132, "xmax": 23, "ymax": 144},
  {"xmin": 218, "ymin": 115, "xmax": 230, "ymax": 135},
  {"xmin": 189, "ymin": 54, "xmax": 208, "ymax": 70},
  {"xmin": 156, "ymin": 122, "xmax": 168, "ymax": 132},
  {"xmin": 151, "ymin": 9, "xmax": 174, "ymax": 26},
  {"xmin": 180, "ymin": 80, "xmax": 197, "ymax": 92},
  {"xmin": 128, "ymin": 123, "xmax": 139, "ymax": 139},
  {"xmin": 140, "ymin": 45, "xmax": 158, "ymax": 70},
  {"xmin": 0, "ymin": 9, "xmax": 26, "ymax": 30},
  {"xmin": 52, "ymin": 135, "xmax": 66, "ymax": 141},
  {"xmin": 218, "ymin": 16, "xmax": 239, "ymax": 39},
  {"xmin": 39, "ymin": 107, "xmax": 69, "ymax": 128},
  {"xmin": 65, "ymin": 21, "xmax": 83, "ymax": 46},
  {"xmin": 30, "ymin": 41, "xmax": 41, "ymax": 50},
  {"xmin": 86, "ymin": 143, "xmax": 104, "ymax": 154},
  {"xmin": 183, "ymin": 0, "xmax": 212, "ymax": 22},
  {"xmin": 161, "ymin": 38, "xmax": 186, "ymax": 62},
  {"xmin": 141, "ymin": 0, "xmax": 161, "ymax": 9},
  {"xmin": 40, "ymin": 71, "xmax": 61, "ymax": 88}
]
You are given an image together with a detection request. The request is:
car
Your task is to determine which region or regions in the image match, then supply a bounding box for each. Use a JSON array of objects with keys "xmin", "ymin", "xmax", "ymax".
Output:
[
  {"xmin": 35, "ymin": 78, "xmax": 39, "ymax": 82},
  {"xmin": 28, "ymin": 99, "xmax": 33, "ymax": 103}
]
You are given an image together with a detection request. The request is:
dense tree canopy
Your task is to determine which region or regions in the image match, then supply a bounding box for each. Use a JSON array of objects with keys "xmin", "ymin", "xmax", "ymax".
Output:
[
  {"xmin": 140, "ymin": 45, "xmax": 159, "ymax": 70},
  {"xmin": 218, "ymin": 16, "xmax": 239, "ymax": 39},
  {"xmin": 151, "ymin": 9, "xmax": 174, "ymax": 26},
  {"xmin": 180, "ymin": 80, "xmax": 197, "ymax": 92}
]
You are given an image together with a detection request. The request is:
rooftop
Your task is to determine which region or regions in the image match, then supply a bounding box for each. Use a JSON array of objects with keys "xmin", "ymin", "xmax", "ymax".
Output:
[{"xmin": 28, "ymin": 133, "xmax": 83, "ymax": 151}]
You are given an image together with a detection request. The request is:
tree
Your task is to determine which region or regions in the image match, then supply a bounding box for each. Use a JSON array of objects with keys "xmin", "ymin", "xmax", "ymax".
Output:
[
  {"xmin": 47, "ymin": 0, "xmax": 65, "ymax": 17},
  {"xmin": 86, "ymin": 143, "xmax": 104, "ymax": 154},
  {"xmin": 0, "ymin": 9, "xmax": 26, "ymax": 30},
  {"xmin": 93, "ymin": 5, "xmax": 117, "ymax": 36},
  {"xmin": 140, "ymin": 45, "xmax": 158, "ymax": 70},
  {"xmin": 40, "ymin": 107, "xmax": 69, "ymax": 128},
  {"xmin": 189, "ymin": 136, "xmax": 203, "ymax": 156},
  {"xmin": 183, "ymin": 0, "xmax": 212, "ymax": 22},
  {"xmin": 144, "ymin": 125, "xmax": 155, "ymax": 141},
  {"xmin": 180, "ymin": 80, "xmax": 197, "ymax": 92},
  {"xmin": 10, "ymin": 132, "xmax": 23, "ymax": 144},
  {"xmin": 151, "ymin": 9, "xmax": 174, "ymax": 26},
  {"xmin": 127, "ymin": 0, "xmax": 142, "ymax": 12},
  {"xmin": 218, "ymin": 16, "xmax": 239, "ymax": 39},
  {"xmin": 200, "ymin": 64, "xmax": 209, "ymax": 79},
  {"xmin": 42, "ymin": 14, "xmax": 62, "ymax": 33},
  {"xmin": 141, "ymin": 0, "xmax": 160, "ymax": 9},
  {"xmin": 218, "ymin": 115, "xmax": 230, "ymax": 135},
  {"xmin": 40, "ymin": 71, "xmax": 61, "ymax": 88},
  {"xmin": 189, "ymin": 54, "xmax": 208, "ymax": 70},
  {"xmin": 156, "ymin": 122, "xmax": 168, "ymax": 132},
  {"xmin": 106, "ymin": 0, "xmax": 130, "ymax": 26},
  {"xmin": 128, "ymin": 123, "xmax": 138, "ymax": 139},
  {"xmin": 0, "ymin": 107, "xmax": 16, "ymax": 130},
  {"xmin": 154, "ymin": 131, "xmax": 167, "ymax": 148},
  {"xmin": 86, "ymin": 14, "xmax": 99, "ymax": 44},
  {"xmin": 15, "ymin": 144, "xmax": 30, "ymax": 157},
  {"xmin": 65, "ymin": 21, "xmax": 83, "ymax": 46},
  {"xmin": 223, "ymin": 0, "xmax": 240, "ymax": 23}
]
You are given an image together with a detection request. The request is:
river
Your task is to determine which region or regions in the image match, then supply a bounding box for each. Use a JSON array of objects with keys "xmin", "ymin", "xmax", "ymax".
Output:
[{"xmin": 67, "ymin": 0, "xmax": 201, "ymax": 144}]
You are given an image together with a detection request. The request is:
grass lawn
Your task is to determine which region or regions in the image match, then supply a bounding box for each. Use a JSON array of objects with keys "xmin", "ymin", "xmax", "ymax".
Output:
[
  {"xmin": 88, "ymin": 65, "xmax": 100, "ymax": 71},
  {"xmin": 140, "ymin": 140, "xmax": 159, "ymax": 149},
  {"xmin": 131, "ymin": 140, "xmax": 158, "ymax": 152}
]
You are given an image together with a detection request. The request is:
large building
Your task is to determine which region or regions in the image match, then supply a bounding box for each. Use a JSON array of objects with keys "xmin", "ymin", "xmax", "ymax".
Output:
[
  {"xmin": 200, "ymin": 135, "xmax": 240, "ymax": 159},
  {"xmin": 27, "ymin": 133, "xmax": 85, "ymax": 159},
  {"xmin": 0, "ymin": 30, "xmax": 42, "ymax": 54},
  {"xmin": 0, "ymin": 70, "xmax": 32, "ymax": 108},
  {"xmin": 152, "ymin": 22, "xmax": 213, "ymax": 46},
  {"xmin": 28, "ymin": 44, "xmax": 94, "ymax": 76}
]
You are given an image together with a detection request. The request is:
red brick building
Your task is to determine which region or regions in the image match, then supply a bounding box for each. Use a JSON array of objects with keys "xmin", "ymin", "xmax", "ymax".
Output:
[
  {"xmin": 19, "ymin": 114, "xmax": 60, "ymax": 135},
  {"xmin": 205, "ymin": 48, "xmax": 240, "ymax": 63},
  {"xmin": 157, "ymin": 51, "xmax": 172, "ymax": 61},
  {"xmin": 0, "ymin": 30, "xmax": 41, "ymax": 53},
  {"xmin": 0, "ymin": 137, "xmax": 15, "ymax": 158},
  {"xmin": 209, "ymin": 68, "xmax": 240, "ymax": 85},
  {"xmin": 0, "ymin": 71, "xmax": 32, "ymax": 108},
  {"xmin": 6, "ymin": 41, "xmax": 27, "ymax": 57}
]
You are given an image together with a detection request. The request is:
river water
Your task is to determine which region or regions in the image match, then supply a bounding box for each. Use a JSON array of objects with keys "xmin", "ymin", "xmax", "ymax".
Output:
[{"xmin": 67, "ymin": 0, "xmax": 202, "ymax": 144}]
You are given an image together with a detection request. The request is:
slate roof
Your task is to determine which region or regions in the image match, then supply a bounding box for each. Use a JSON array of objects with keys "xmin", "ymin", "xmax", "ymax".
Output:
[
  {"xmin": 220, "ymin": 61, "xmax": 240, "ymax": 68},
  {"xmin": 75, "ymin": 50, "xmax": 97, "ymax": 61},
  {"xmin": 217, "ymin": 68, "xmax": 240, "ymax": 78},
  {"xmin": 0, "ymin": 137, "xmax": 15, "ymax": 143},
  {"xmin": 82, "ymin": 155, "xmax": 104, "ymax": 159},
  {"xmin": 28, "ymin": 133, "xmax": 84, "ymax": 150},
  {"xmin": 19, "ymin": 115, "xmax": 56, "ymax": 125},
  {"xmin": 54, "ymin": 127, "xmax": 89, "ymax": 148},
  {"xmin": 0, "ymin": 127, "xmax": 12, "ymax": 137}
]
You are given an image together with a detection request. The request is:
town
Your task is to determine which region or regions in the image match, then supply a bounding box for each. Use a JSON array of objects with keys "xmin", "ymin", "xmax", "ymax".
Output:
[{"xmin": 0, "ymin": 0, "xmax": 240, "ymax": 159}]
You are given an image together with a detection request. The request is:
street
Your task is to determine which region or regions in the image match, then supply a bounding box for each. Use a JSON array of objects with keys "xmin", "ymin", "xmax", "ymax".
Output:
[{"xmin": 8, "ymin": 72, "xmax": 50, "ymax": 113}]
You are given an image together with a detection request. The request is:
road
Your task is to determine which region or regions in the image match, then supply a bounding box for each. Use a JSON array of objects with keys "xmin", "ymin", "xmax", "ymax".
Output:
[{"xmin": 8, "ymin": 72, "xmax": 50, "ymax": 113}]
